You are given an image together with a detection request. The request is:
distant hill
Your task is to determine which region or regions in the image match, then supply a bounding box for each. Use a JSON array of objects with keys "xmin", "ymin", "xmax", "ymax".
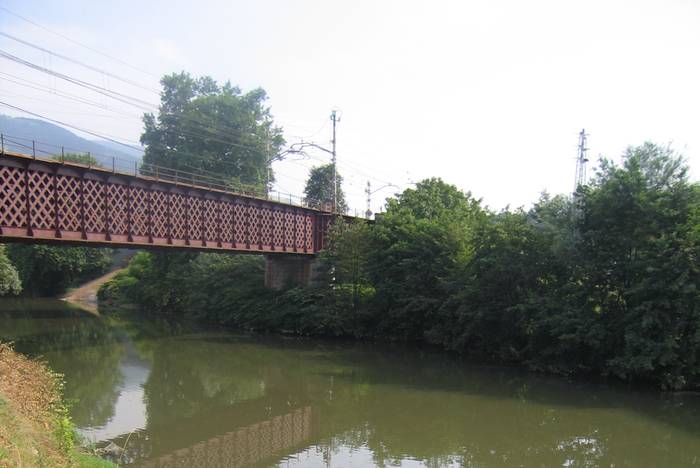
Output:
[
  {"xmin": 0, "ymin": 115, "xmax": 143, "ymax": 163},
  {"xmin": 95, "ymin": 139, "xmax": 145, "ymax": 160}
]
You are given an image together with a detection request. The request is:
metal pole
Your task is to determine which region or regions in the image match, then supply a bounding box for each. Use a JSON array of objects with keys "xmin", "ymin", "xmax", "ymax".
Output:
[
  {"xmin": 134, "ymin": 160, "xmax": 138, "ymax": 176},
  {"xmin": 112, "ymin": 157, "xmax": 115, "ymax": 172},
  {"xmin": 265, "ymin": 119, "xmax": 271, "ymax": 198},
  {"xmin": 1, "ymin": 134, "xmax": 4, "ymax": 154},
  {"xmin": 365, "ymin": 180, "xmax": 371, "ymax": 219},
  {"xmin": 32, "ymin": 140, "xmax": 36, "ymax": 159},
  {"xmin": 331, "ymin": 110, "xmax": 337, "ymax": 213},
  {"xmin": 61, "ymin": 147, "xmax": 65, "ymax": 163}
]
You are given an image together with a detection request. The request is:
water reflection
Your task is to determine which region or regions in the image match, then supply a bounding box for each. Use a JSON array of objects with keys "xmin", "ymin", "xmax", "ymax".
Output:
[{"xmin": 1, "ymin": 299, "xmax": 700, "ymax": 467}]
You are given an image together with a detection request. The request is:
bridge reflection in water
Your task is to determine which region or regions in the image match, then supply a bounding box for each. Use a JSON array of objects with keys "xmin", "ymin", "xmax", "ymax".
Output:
[{"xmin": 138, "ymin": 407, "xmax": 312, "ymax": 468}]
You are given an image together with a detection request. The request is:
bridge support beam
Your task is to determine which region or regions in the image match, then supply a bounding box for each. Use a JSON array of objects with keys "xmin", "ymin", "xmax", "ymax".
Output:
[{"xmin": 264, "ymin": 255, "xmax": 320, "ymax": 290}]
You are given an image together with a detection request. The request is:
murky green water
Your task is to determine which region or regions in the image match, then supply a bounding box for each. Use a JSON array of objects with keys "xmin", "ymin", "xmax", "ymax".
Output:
[{"xmin": 1, "ymin": 299, "xmax": 700, "ymax": 467}]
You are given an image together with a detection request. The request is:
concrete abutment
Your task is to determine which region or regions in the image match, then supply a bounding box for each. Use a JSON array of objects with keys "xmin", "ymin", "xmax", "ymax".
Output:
[{"xmin": 264, "ymin": 255, "xmax": 321, "ymax": 290}]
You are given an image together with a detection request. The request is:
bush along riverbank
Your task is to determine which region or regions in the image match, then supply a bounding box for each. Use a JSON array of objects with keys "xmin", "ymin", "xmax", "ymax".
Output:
[
  {"xmin": 0, "ymin": 343, "xmax": 115, "ymax": 467},
  {"xmin": 100, "ymin": 143, "xmax": 700, "ymax": 391}
]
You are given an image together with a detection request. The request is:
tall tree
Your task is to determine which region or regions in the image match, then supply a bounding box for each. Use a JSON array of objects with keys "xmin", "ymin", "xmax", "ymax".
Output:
[
  {"xmin": 574, "ymin": 143, "xmax": 700, "ymax": 388},
  {"xmin": 0, "ymin": 245, "xmax": 21, "ymax": 296},
  {"xmin": 141, "ymin": 72, "xmax": 284, "ymax": 192},
  {"xmin": 369, "ymin": 178, "xmax": 485, "ymax": 340},
  {"xmin": 304, "ymin": 163, "xmax": 348, "ymax": 212}
]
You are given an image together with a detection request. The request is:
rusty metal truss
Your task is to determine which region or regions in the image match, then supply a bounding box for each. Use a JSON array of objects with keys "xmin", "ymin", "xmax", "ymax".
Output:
[{"xmin": 0, "ymin": 150, "xmax": 335, "ymax": 255}]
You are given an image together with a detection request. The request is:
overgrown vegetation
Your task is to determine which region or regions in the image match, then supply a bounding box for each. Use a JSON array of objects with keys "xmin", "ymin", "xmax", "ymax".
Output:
[
  {"xmin": 0, "ymin": 343, "xmax": 115, "ymax": 467},
  {"xmin": 5, "ymin": 244, "xmax": 112, "ymax": 297},
  {"xmin": 101, "ymin": 142, "xmax": 700, "ymax": 390},
  {"xmin": 0, "ymin": 246, "xmax": 21, "ymax": 296}
]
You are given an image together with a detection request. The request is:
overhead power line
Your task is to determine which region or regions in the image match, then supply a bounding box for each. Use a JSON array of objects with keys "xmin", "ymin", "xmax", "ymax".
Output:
[
  {"xmin": 0, "ymin": 23, "xmax": 404, "ymax": 201},
  {"xmin": 0, "ymin": 48, "xmax": 156, "ymax": 111},
  {"xmin": 0, "ymin": 31, "xmax": 161, "ymax": 94},
  {"xmin": 0, "ymin": 51, "xmax": 274, "ymax": 153},
  {"xmin": 0, "ymin": 100, "xmax": 144, "ymax": 151},
  {"xmin": 0, "ymin": 72, "xmax": 143, "ymax": 118},
  {"xmin": 0, "ymin": 6, "xmax": 159, "ymax": 79}
]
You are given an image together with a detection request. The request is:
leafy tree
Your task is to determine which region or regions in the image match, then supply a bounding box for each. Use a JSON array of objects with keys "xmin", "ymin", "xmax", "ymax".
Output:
[
  {"xmin": 304, "ymin": 163, "xmax": 348, "ymax": 212},
  {"xmin": 52, "ymin": 152, "xmax": 100, "ymax": 166},
  {"xmin": 433, "ymin": 209, "xmax": 567, "ymax": 362},
  {"xmin": 573, "ymin": 143, "xmax": 700, "ymax": 388},
  {"xmin": 7, "ymin": 244, "xmax": 112, "ymax": 297},
  {"xmin": 0, "ymin": 245, "xmax": 21, "ymax": 296},
  {"xmin": 141, "ymin": 72, "xmax": 284, "ymax": 193},
  {"xmin": 120, "ymin": 73, "xmax": 288, "ymax": 315},
  {"xmin": 324, "ymin": 220, "xmax": 372, "ymax": 311},
  {"xmin": 368, "ymin": 178, "xmax": 485, "ymax": 340}
]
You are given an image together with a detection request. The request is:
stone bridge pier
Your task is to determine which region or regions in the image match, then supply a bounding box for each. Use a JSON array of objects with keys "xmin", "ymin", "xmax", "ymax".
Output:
[{"xmin": 264, "ymin": 255, "xmax": 321, "ymax": 290}]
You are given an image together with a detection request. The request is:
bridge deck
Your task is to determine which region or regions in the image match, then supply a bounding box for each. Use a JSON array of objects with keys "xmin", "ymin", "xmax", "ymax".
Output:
[{"xmin": 0, "ymin": 150, "xmax": 333, "ymax": 254}]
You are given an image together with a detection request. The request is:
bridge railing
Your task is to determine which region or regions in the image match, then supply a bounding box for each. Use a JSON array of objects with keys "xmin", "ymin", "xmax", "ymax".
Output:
[{"xmin": 0, "ymin": 133, "xmax": 352, "ymax": 214}]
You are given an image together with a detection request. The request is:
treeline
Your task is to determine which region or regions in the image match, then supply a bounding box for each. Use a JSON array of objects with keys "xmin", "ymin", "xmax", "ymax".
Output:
[
  {"xmin": 0, "ymin": 244, "xmax": 113, "ymax": 297},
  {"xmin": 100, "ymin": 142, "xmax": 700, "ymax": 390}
]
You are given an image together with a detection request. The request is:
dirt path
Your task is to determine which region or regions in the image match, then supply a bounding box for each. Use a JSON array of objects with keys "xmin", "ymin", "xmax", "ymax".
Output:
[{"xmin": 61, "ymin": 267, "xmax": 127, "ymax": 315}]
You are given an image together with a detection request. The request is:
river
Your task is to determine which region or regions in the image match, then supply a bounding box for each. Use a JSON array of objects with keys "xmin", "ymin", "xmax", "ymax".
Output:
[{"xmin": 1, "ymin": 299, "xmax": 699, "ymax": 467}]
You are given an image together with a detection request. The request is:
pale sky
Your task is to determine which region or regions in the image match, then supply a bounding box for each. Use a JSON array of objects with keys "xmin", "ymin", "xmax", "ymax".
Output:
[{"xmin": 1, "ymin": 0, "xmax": 699, "ymax": 215}]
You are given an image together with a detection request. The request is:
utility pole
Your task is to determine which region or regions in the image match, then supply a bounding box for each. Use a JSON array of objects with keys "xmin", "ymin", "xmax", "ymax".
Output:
[
  {"xmin": 330, "ymin": 110, "xmax": 339, "ymax": 213},
  {"xmin": 574, "ymin": 128, "xmax": 589, "ymax": 194},
  {"xmin": 572, "ymin": 129, "xmax": 589, "ymax": 228},
  {"xmin": 365, "ymin": 180, "xmax": 372, "ymax": 219},
  {"xmin": 265, "ymin": 120, "xmax": 271, "ymax": 198}
]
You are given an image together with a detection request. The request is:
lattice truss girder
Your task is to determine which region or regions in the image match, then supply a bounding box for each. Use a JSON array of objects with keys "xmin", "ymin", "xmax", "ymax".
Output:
[{"xmin": 0, "ymin": 164, "xmax": 317, "ymax": 252}]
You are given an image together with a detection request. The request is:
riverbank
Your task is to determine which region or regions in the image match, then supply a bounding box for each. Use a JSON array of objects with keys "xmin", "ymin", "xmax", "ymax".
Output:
[
  {"xmin": 0, "ymin": 343, "xmax": 115, "ymax": 467},
  {"xmin": 63, "ymin": 268, "xmax": 129, "ymax": 315},
  {"xmin": 5, "ymin": 300, "xmax": 700, "ymax": 467}
]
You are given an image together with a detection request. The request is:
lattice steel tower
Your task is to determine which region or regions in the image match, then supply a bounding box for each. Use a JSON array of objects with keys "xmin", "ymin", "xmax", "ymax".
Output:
[{"xmin": 574, "ymin": 128, "xmax": 589, "ymax": 193}]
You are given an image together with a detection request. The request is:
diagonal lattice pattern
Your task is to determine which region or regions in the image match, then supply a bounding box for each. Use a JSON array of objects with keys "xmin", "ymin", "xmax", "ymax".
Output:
[
  {"xmin": 150, "ymin": 190, "xmax": 168, "ymax": 238},
  {"xmin": 170, "ymin": 193, "xmax": 187, "ymax": 240},
  {"xmin": 219, "ymin": 200, "xmax": 234, "ymax": 244},
  {"xmin": 0, "ymin": 157, "xmax": 323, "ymax": 254},
  {"xmin": 203, "ymin": 199, "xmax": 218, "ymax": 242},
  {"xmin": 130, "ymin": 186, "xmax": 149, "ymax": 237},
  {"xmin": 56, "ymin": 174, "xmax": 80, "ymax": 231},
  {"xmin": 83, "ymin": 179, "xmax": 104, "ymax": 233},
  {"xmin": 28, "ymin": 171, "xmax": 54, "ymax": 230},
  {"xmin": 0, "ymin": 166, "xmax": 26, "ymax": 229},
  {"xmin": 108, "ymin": 183, "xmax": 128, "ymax": 235}
]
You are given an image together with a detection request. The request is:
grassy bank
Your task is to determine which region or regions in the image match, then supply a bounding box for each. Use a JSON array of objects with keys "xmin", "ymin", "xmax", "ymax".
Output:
[{"xmin": 0, "ymin": 343, "xmax": 115, "ymax": 467}]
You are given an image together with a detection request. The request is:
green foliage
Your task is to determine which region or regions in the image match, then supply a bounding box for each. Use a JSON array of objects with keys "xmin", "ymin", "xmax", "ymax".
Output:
[
  {"xmin": 322, "ymin": 219, "xmax": 373, "ymax": 312},
  {"xmin": 368, "ymin": 178, "xmax": 485, "ymax": 340},
  {"xmin": 0, "ymin": 245, "xmax": 21, "ymax": 296},
  {"xmin": 142, "ymin": 72, "xmax": 284, "ymax": 192},
  {"xmin": 304, "ymin": 163, "xmax": 348, "ymax": 212},
  {"xmin": 101, "ymin": 143, "xmax": 700, "ymax": 389},
  {"xmin": 7, "ymin": 244, "xmax": 112, "ymax": 297},
  {"xmin": 53, "ymin": 152, "xmax": 100, "ymax": 167},
  {"xmin": 573, "ymin": 143, "xmax": 700, "ymax": 388}
]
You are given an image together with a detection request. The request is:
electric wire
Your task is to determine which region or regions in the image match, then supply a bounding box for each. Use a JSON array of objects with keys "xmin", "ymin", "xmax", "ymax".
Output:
[
  {"xmin": 0, "ymin": 72, "xmax": 143, "ymax": 118},
  {"xmin": 0, "ymin": 6, "xmax": 159, "ymax": 79},
  {"xmin": 0, "ymin": 31, "xmax": 405, "ymax": 206},
  {"xmin": 0, "ymin": 31, "xmax": 161, "ymax": 94}
]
